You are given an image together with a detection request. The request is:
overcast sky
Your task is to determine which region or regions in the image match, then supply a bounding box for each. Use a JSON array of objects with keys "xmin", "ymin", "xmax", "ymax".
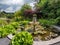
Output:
[{"xmin": 0, "ymin": 0, "xmax": 35, "ymax": 12}]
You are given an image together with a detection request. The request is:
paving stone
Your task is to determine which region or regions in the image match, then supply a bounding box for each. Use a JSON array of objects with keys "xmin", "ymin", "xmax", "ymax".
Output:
[
  {"xmin": 0, "ymin": 37, "xmax": 10, "ymax": 45},
  {"xmin": 50, "ymin": 41, "xmax": 60, "ymax": 45}
]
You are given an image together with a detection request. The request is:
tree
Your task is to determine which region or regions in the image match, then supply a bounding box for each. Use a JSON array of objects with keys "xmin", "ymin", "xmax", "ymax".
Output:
[
  {"xmin": 0, "ymin": 11, "xmax": 6, "ymax": 17},
  {"xmin": 36, "ymin": 0, "xmax": 60, "ymax": 19},
  {"xmin": 14, "ymin": 4, "xmax": 32, "ymax": 17},
  {"xmin": 14, "ymin": 4, "xmax": 32, "ymax": 21}
]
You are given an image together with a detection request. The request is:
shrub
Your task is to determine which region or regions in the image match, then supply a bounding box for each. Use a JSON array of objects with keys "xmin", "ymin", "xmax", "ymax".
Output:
[
  {"xmin": 55, "ymin": 17, "xmax": 60, "ymax": 25},
  {"xmin": 14, "ymin": 17, "xmax": 24, "ymax": 22},
  {"xmin": 39, "ymin": 19, "xmax": 56, "ymax": 27},
  {"xmin": 0, "ymin": 20, "xmax": 8, "ymax": 26},
  {"xmin": 0, "ymin": 24, "xmax": 16, "ymax": 38},
  {"xmin": 11, "ymin": 31, "xmax": 33, "ymax": 45},
  {"xmin": 34, "ymin": 0, "xmax": 60, "ymax": 20},
  {"xmin": 10, "ymin": 22, "xmax": 20, "ymax": 29},
  {"xmin": 20, "ymin": 20, "xmax": 29, "ymax": 26}
]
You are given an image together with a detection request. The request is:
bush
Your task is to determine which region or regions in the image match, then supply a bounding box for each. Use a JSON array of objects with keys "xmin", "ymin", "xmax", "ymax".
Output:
[
  {"xmin": 39, "ymin": 19, "xmax": 56, "ymax": 27},
  {"xmin": 20, "ymin": 20, "xmax": 29, "ymax": 26},
  {"xmin": 10, "ymin": 22, "xmax": 20, "ymax": 29},
  {"xmin": 0, "ymin": 20, "xmax": 8, "ymax": 26},
  {"xmin": 14, "ymin": 17, "xmax": 24, "ymax": 22},
  {"xmin": 36, "ymin": 0, "xmax": 60, "ymax": 19},
  {"xmin": 11, "ymin": 31, "xmax": 33, "ymax": 45},
  {"xmin": 0, "ymin": 24, "xmax": 16, "ymax": 38},
  {"xmin": 55, "ymin": 17, "xmax": 60, "ymax": 25}
]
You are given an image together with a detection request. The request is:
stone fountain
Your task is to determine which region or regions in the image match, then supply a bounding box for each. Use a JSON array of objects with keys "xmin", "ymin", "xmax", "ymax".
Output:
[
  {"xmin": 26, "ymin": 14, "xmax": 46, "ymax": 34},
  {"xmin": 25, "ymin": 14, "xmax": 58, "ymax": 41},
  {"xmin": 24, "ymin": 0, "xmax": 58, "ymax": 41},
  {"xmin": 29, "ymin": 14, "xmax": 40, "ymax": 32}
]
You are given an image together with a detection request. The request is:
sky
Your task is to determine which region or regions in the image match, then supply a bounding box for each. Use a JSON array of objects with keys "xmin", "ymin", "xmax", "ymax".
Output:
[{"xmin": 0, "ymin": 0, "xmax": 36, "ymax": 12}]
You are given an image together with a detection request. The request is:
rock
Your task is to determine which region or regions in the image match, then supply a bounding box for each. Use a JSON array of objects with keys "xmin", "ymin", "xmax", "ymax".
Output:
[
  {"xmin": 7, "ymin": 34, "xmax": 14, "ymax": 40},
  {"xmin": 34, "ymin": 37, "xmax": 39, "ymax": 41},
  {"xmin": 52, "ymin": 25, "xmax": 60, "ymax": 33}
]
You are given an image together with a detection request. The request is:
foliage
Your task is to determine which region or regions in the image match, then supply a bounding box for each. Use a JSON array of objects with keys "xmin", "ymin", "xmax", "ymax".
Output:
[
  {"xmin": 0, "ymin": 25, "xmax": 16, "ymax": 38},
  {"xmin": 0, "ymin": 11, "xmax": 6, "ymax": 17},
  {"xmin": 0, "ymin": 11, "xmax": 14, "ymax": 18},
  {"xmin": 35, "ymin": 0, "xmax": 48, "ymax": 11},
  {"xmin": 36, "ymin": 0, "xmax": 60, "ymax": 19},
  {"xmin": 0, "ymin": 20, "xmax": 30, "ymax": 38},
  {"xmin": 10, "ymin": 22, "xmax": 20, "ymax": 29},
  {"xmin": 14, "ymin": 4, "xmax": 32, "ymax": 20},
  {"xmin": 20, "ymin": 20, "xmax": 29, "ymax": 26},
  {"xmin": 0, "ymin": 22, "xmax": 20, "ymax": 38},
  {"xmin": 6, "ymin": 14, "xmax": 14, "ymax": 19},
  {"xmin": 55, "ymin": 16, "xmax": 60, "ymax": 25},
  {"xmin": 0, "ymin": 20, "xmax": 8, "ymax": 26},
  {"xmin": 14, "ymin": 17, "xmax": 24, "ymax": 22},
  {"xmin": 11, "ymin": 31, "xmax": 33, "ymax": 45},
  {"xmin": 39, "ymin": 19, "xmax": 56, "ymax": 27},
  {"xmin": 35, "ymin": 0, "xmax": 60, "ymax": 26}
]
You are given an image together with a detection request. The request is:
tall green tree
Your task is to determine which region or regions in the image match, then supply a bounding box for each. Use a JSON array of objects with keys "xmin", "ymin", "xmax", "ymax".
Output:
[{"xmin": 36, "ymin": 0, "xmax": 60, "ymax": 19}]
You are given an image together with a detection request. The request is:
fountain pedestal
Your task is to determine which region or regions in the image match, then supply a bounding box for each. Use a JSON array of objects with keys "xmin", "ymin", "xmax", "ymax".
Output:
[{"xmin": 29, "ymin": 14, "xmax": 40, "ymax": 32}]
